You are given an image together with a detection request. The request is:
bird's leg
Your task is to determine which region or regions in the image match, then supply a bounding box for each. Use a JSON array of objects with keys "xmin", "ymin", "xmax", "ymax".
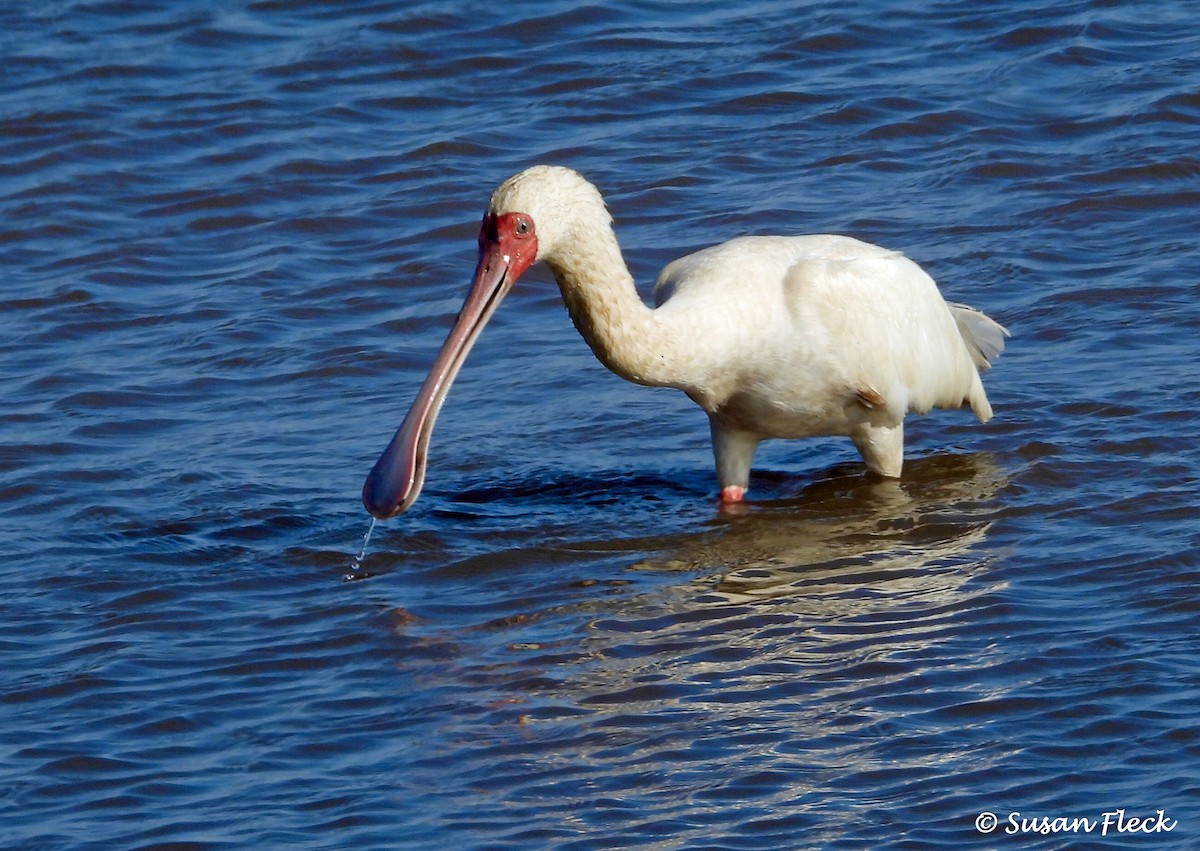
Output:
[
  {"xmin": 720, "ymin": 484, "xmax": 746, "ymax": 503},
  {"xmin": 850, "ymin": 419, "xmax": 904, "ymax": 478},
  {"xmin": 710, "ymin": 417, "xmax": 760, "ymax": 502}
]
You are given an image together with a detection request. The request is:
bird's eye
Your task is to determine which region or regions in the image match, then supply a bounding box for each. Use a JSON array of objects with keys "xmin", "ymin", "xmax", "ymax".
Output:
[{"xmin": 515, "ymin": 217, "xmax": 531, "ymax": 235}]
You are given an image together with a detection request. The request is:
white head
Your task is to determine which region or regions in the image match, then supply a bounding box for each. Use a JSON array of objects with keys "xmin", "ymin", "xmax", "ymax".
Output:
[{"xmin": 485, "ymin": 165, "xmax": 612, "ymax": 265}]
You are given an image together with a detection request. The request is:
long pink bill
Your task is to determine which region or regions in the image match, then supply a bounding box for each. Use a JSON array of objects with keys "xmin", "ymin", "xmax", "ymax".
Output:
[{"xmin": 362, "ymin": 241, "xmax": 515, "ymax": 520}]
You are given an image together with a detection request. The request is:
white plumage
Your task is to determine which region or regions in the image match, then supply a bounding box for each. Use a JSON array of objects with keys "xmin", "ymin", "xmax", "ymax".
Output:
[{"xmin": 363, "ymin": 165, "xmax": 1008, "ymax": 518}]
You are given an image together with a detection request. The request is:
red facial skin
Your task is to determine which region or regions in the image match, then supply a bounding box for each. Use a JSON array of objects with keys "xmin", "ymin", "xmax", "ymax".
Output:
[{"xmin": 362, "ymin": 211, "xmax": 538, "ymax": 519}]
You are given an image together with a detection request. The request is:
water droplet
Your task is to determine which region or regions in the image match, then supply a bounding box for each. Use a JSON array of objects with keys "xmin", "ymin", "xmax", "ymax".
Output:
[{"xmin": 347, "ymin": 516, "xmax": 377, "ymax": 577}]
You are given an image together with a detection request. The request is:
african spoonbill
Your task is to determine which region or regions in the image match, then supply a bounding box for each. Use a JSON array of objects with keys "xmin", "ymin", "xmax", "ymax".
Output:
[{"xmin": 363, "ymin": 166, "xmax": 1008, "ymax": 519}]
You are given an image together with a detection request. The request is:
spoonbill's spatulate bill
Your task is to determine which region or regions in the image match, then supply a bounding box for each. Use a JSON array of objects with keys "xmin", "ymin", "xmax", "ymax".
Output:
[{"xmin": 363, "ymin": 165, "xmax": 1008, "ymax": 519}]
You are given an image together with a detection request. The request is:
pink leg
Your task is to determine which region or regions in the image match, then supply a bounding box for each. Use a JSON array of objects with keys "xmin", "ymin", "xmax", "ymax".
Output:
[
  {"xmin": 719, "ymin": 484, "xmax": 746, "ymax": 503},
  {"xmin": 710, "ymin": 419, "xmax": 758, "ymax": 508}
]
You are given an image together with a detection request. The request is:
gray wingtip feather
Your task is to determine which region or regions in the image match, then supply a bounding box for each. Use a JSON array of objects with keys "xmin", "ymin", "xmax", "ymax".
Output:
[{"xmin": 949, "ymin": 302, "xmax": 1009, "ymax": 370}]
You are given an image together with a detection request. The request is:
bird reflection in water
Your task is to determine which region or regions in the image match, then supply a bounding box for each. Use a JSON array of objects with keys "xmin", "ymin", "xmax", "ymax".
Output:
[{"xmin": 633, "ymin": 452, "xmax": 1009, "ymax": 610}]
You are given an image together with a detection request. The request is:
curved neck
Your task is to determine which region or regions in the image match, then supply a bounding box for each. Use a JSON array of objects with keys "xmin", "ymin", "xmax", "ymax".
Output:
[{"xmin": 544, "ymin": 223, "xmax": 679, "ymax": 388}]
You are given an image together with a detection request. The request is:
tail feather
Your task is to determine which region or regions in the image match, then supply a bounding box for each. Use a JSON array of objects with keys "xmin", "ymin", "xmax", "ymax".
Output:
[{"xmin": 949, "ymin": 302, "xmax": 1009, "ymax": 371}]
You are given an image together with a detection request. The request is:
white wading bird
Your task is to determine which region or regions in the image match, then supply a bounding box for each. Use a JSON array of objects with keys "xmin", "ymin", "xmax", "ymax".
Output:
[{"xmin": 363, "ymin": 165, "xmax": 1008, "ymax": 519}]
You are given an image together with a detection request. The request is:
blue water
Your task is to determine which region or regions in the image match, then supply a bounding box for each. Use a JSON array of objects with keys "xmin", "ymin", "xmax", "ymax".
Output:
[{"xmin": 2, "ymin": 1, "xmax": 1198, "ymax": 848}]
